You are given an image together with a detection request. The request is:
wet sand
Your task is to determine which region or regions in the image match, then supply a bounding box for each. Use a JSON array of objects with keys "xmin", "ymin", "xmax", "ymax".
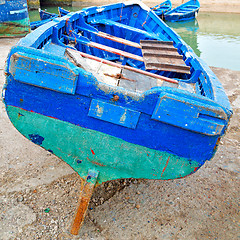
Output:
[{"xmin": 0, "ymin": 34, "xmax": 239, "ymax": 239}]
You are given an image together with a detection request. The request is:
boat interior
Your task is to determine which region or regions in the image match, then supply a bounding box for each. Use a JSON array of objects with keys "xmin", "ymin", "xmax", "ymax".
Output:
[{"xmin": 31, "ymin": 3, "xmax": 212, "ymax": 98}]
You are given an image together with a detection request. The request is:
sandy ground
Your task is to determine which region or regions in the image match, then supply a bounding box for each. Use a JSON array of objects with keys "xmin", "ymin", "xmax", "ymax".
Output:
[{"xmin": 0, "ymin": 36, "xmax": 239, "ymax": 240}]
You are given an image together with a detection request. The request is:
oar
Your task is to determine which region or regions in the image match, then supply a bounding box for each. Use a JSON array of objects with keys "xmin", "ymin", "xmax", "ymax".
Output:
[
  {"xmin": 66, "ymin": 48, "xmax": 179, "ymax": 85},
  {"xmin": 63, "ymin": 32, "xmax": 144, "ymax": 62}
]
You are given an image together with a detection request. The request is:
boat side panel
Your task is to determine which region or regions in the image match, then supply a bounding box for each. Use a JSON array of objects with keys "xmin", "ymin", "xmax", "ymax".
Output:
[
  {"xmin": 4, "ymin": 77, "xmax": 223, "ymax": 165},
  {"xmin": 9, "ymin": 52, "xmax": 78, "ymax": 94},
  {"xmin": 6, "ymin": 105, "xmax": 201, "ymax": 183}
]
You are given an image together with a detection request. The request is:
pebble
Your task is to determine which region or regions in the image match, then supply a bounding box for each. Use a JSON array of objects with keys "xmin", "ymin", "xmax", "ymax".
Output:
[
  {"xmin": 135, "ymin": 204, "xmax": 140, "ymax": 209},
  {"xmin": 17, "ymin": 196, "xmax": 24, "ymax": 202}
]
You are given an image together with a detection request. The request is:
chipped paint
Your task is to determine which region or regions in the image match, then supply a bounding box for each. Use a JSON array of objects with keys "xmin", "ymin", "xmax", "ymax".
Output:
[
  {"xmin": 119, "ymin": 109, "xmax": 127, "ymax": 124},
  {"xmin": 96, "ymin": 104, "xmax": 103, "ymax": 118},
  {"xmin": 7, "ymin": 106, "xmax": 201, "ymax": 184}
]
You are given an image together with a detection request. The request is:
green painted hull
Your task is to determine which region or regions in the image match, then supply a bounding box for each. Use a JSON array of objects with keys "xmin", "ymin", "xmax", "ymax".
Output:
[
  {"xmin": 0, "ymin": 18, "xmax": 30, "ymax": 37},
  {"xmin": 7, "ymin": 105, "xmax": 200, "ymax": 184}
]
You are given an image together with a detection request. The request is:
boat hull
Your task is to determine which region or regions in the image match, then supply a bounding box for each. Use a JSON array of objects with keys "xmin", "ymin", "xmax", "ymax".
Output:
[
  {"xmin": 4, "ymin": 65, "xmax": 227, "ymax": 183},
  {"xmin": 152, "ymin": 0, "xmax": 172, "ymax": 17},
  {"xmin": 164, "ymin": 0, "xmax": 200, "ymax": 22},
  {"xmin": 7, "ymin": 105, "xmax": 201, "ymax": 183},
  {"xmin": 165, "ymin": 10, "xmax": 199, "ymax": 22},
  {"xmin": 0, "ymin": 0, "xmax": 30, "ymax": 37},
  {"xmin": 3, "ymin": 1, "xmax": 231, "ymax": 184}
]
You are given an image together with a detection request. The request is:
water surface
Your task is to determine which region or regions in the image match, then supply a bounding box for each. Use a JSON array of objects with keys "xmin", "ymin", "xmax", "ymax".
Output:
[
  {"xmin": 167, "ymin": 12, "xmax": 240, "ymax": 71},
  {"xmin": 29, "ymin": 7, "xmax": 240, "ymax": 71}
]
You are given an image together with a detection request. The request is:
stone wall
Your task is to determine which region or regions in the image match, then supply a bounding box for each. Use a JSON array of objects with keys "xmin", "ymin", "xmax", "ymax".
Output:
[
  {"xmin": 27, "ymin": 0, "xmax": 240, "ymax": 13},
  {"xmin": 72, "ymin": 0, "xmax": 240, "ymax": 13},
  {"xmin": 27, "ymin": 0, "xmax": 40, "ymax": 10},
  {"xmin": 41, "ymin": 0, "xmax": 72, "ymax": 6}
]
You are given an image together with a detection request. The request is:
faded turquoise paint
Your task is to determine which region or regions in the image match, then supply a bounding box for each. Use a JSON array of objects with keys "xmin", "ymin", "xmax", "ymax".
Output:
[
  {"xmin": 7, "ymin": 105, "xmax": 201, "ymax": 183},
  {"xmin": 0, "ymin": 18, "xmax": 30, "ymax": 37}
]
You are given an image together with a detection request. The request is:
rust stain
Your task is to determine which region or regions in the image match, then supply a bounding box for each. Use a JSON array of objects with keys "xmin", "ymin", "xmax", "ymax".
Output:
[
  {"xmin": 161, "ymin": 157, "xmax": 170, "ymax": 177},
  {"xmin": 113, "ymin": 95, "xmax": 119, "ymax": 101},
  {"xmin": 90, "ymin": 160, "xmax": 106, "ymax": 167},
  {"xmin": 214, "ymin": 137, "xmax": 221, "ymax": 150}
]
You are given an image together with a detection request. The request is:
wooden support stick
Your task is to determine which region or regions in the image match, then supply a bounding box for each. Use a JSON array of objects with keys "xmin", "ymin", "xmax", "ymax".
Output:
[{"xmin": 70, "ymin": 170, "xmax": 99, "ymax": 235}]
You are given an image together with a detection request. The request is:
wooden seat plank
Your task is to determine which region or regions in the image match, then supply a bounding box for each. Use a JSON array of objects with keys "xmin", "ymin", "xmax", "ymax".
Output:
[{"xmin": 140, "ymin": 40, "xmax": 190, "ymax": 74}]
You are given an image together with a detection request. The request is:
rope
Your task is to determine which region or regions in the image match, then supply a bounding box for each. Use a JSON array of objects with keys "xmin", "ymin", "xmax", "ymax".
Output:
[
  {"xmin": 120, "ymin": 3, "xmax": 124, "ymax": 21},
  {"xmin": 66, "ymin": 18, "xmax": 77, "ymax": 44},
  {"xmin": 142, "ymin": 11, "xmax": 150, "ymax": 27}
]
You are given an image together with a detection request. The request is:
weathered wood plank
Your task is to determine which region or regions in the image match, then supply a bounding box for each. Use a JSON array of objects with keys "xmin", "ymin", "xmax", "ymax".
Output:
[
  {"xmin": 66, "ymin": 48, "xmax": 179, "ymax": 84},
  {"xmin": 140, "ymin": 40, "xmax": 174, "ymax": 45},
  {"xmin": 145, "ymin": 62, "xmax": 190, "ymax": 74},
  {"xmin": 143, "ymin": 55, "xmax": 186, "ymax": 66},
  {"xmin": 71, "ymin": 170, "xmax": 98, "ymax": 235},
  {"xmin": 140, "ymin": 40, "xmax": 190, "ymax": 74},
  {"xmin": 143, "ymin": 52, "xmax": 183, "ymax": 59}
]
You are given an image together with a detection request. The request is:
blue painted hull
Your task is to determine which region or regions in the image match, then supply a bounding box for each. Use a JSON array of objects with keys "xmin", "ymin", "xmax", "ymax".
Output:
[
  {"xmin": 164, "ymin": 0, "xmax": 200, "ymax": 22},
  {"xmin": 39, "ymin": 9, "xmax": 58, "ymax": 20},
  {"xmin": 152, "ymin": 0, "xmax": 172, "ymax": 17},
  {"xmin": 0, "ymin": 0, "xmax": 30, "ymax": 37},
  {"xmin": 30, "ymin": 18, "xmax": 55, "ymax": 30},
  {"xmin": 3, "ymin": 1, "xmax": 232, "ymax": 181}
]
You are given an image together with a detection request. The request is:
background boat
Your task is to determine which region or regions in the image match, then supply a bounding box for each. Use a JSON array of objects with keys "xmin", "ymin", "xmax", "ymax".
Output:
[
  {"xmin": 0, "ymin": 0, "xmax": 30, "ymax": 37},
  {"xmin": 151, "ymin": 0, "xmax": 172, "ymax": 18},
  {"xmin": 30, "ymin": 9, "xmax": 58, "ymax": 30},
  {"xmin": 164, "ymin": 0, "xmax": 200, "ymax": 22}
]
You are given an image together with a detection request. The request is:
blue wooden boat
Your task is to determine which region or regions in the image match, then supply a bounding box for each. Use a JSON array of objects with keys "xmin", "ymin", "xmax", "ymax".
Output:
[
  {"xmin": 0, "ymin": 0, "xmax": 30, "ymax": 37},
  {"xmin": 30, "ymin": 9, "xmax": 58, "ymax": 30},
  {"xmin": 151, "ymin": 0, "xmax": 172, "ymax": 18},
  {"xmin": 40, "ymin": 9, "xmax": 58, "ymax": 20},
  {"xmin": 58, "ymin": 7, "xmax": 70, "ymax": 16},
  {"xmin": 3, "ymin": 0, "xmax": 232, "ymax": 235},
  {"xmin": 30, "ymin": 18, "xmax": 53, "ymax": 30},
  {"xmin": 164, "ymin": 0, "xmax": 200, "ymax": 22}
]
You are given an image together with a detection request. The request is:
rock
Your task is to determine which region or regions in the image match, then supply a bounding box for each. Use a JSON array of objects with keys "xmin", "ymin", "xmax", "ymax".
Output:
[{"xmin": 135, "ymin": 204, "xmax": 140, "ymax": 209}]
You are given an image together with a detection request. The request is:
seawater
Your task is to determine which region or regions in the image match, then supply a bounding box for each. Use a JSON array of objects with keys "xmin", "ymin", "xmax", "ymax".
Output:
[
  {"xmin": 29, "ymin": 8, "xmax": 240, "ymax": 71},
  {"xmin": 167, "ymin": 12, "xmax": 240, "ymax": 71}
]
